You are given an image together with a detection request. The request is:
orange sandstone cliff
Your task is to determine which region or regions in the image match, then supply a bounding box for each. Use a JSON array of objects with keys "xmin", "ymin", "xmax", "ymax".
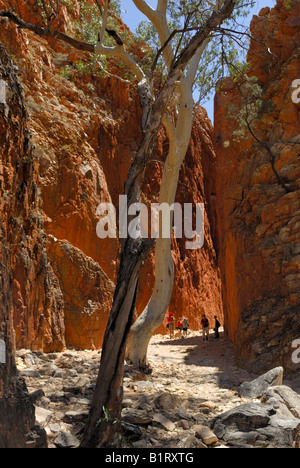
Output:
[
  {"xmin": 0, "ymin": 0, "xmax": 223, "ymax": 351},
  {"xmin": 1, "ymin": 0, "xmax": 298, "ymax": 376},
  {"xmin": 214, "ymin": 0, "xmax": 300, "ymax": 373},
  {"xmin": 0, "ymin": 43, "xmax": 48, "ymax": 448}
]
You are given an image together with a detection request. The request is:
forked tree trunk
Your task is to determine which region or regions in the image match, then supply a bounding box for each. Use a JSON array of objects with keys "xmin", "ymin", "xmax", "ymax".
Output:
[
  {"xmin": 80, "ymin": 74, "xmax": 190, "ymax": 447},
  {"xmin": 80, "ymin": 0, "xmax": 236, "ymax": 447},
  {"xmin": 80, "ymin": 236, "xmax": 153, "ymax": 447},
  {"xmin": 125, "ymin": 77, "xmax": 196, "ymax": 369}
]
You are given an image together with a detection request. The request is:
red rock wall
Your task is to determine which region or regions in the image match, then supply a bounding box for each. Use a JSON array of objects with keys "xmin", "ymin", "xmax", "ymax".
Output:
[
  {"xmin": 164, "ymin": 109, "xmax": 223, "ymax": 333},
  {"xmin": 214, "ymin": 0, "xmax": 300, "ymax": 373},
  {"xmin": 0, "ymin": 0, "xmax": 223, "ymax": 350},
  {"xmin": 0, "ymin": 43, "xmax": 48, "ymax": 448}
]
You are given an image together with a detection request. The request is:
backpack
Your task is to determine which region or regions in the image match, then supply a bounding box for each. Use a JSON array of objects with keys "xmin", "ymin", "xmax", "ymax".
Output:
[{"xmin": 182, "ymin": 318, "xmax": 189, "ymax": 328}]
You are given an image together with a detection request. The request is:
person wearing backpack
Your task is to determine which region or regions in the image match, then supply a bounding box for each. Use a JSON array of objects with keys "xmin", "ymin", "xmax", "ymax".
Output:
[
  {"xmin": 201, "ymin": 315, "xmax": 210, "ymax": 342},
  {"xmin": 182, "ymin": 317, "xmax": 189, "ymax": 338},
  {"xmin": 214, "ymin": 316, "xmax": 221, "ymax": 339}
]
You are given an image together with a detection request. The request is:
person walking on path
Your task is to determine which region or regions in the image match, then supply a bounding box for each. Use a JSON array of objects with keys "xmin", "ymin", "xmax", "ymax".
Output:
[
  {"xmin": 176, "ymin": 317, "xmax": 183, "ymax": 337},
  {"xmin": 201, "ymin": 314, "xmax": 210, "ymax": 342},
  {"xmin": 182, "ymin": 317, "xmax": 189, "ymax": 338},
  {"xmin": 214, "ymin": 316, "xmax": 221, "ymax": 339},
  {"xmin": 167, "ymin": 312, "xmax": 175, "ymax": 339}
]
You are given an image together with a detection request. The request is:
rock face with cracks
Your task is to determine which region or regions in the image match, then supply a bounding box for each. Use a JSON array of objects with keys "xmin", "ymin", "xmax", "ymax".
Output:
[
  {"xmin": 0, "ymin": 0, "xmax": 299, "ymax": 449},
  {"xmin": 214, "ymin": 0, "xmax": 300, "ymax": 373},
  {"xmin": 0, "ymin": 44, "xmax": 48, "ymax": 448},
  {"xmin": 0, "ymin": 0, "xmax": 223, "ymax": 350}
]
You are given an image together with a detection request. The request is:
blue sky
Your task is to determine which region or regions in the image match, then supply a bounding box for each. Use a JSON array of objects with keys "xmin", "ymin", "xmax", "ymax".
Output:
[
  {"xmin": 119, "ymin": 0, "xmax": 276, "ymax": 122},
  {"xmin": 120, "ymin": 0, "xmax": 276, "ymax": 27}
]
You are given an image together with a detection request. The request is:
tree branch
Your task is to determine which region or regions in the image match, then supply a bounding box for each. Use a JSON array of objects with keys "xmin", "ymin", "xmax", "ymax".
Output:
[
  {"xmin": 157, "ymin": 0, "xmax": 168, "ymax": 15},
  {"xmin": 0, "ymin": 9, "xmax": 145, "ymax": 81},
  {"xmin": 171, "ymin": 0, "xmax": 235, "ymax": 73},
  {"xmin": 131, "ymin": 0, "xmax": 156, "ymax": 23},
  {"xmin": 94, "ymin": 0, "xmax": 103, "ymax": 15},
  {"xmin": 132, "ymin": 0, "xmax": 174, "ymax": 70},
  {"xmin": 0, "ymin": 10, "xmax": 95, "ymax": 52},
  {"xmin": 99, "ymin": 0, "xmax": 109, "ymax": 44}
]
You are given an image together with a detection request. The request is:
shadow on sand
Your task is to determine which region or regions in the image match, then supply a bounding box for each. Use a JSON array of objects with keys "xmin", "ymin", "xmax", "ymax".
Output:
[{"xmin": 155, "ymin": 331, "xmax": 253, "ymax": 390}]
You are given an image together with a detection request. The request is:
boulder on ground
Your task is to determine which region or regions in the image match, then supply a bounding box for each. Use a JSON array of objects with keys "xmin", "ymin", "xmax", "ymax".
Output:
[
  {"xmin": 239, "ymin": 367, "xmax": 283, "ymax": 399},
  {"xmin": 208, "ymin": 402, "xmax": 300, "ymax": 448},
  {"xmin": 262, "ymin": 385, "xmax": 300, "ymax": 419}
]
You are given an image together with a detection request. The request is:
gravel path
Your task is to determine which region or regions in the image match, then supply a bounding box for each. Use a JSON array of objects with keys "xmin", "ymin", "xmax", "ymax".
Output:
[{"xmin": 16, "ymin": 329, "xmax": 300, "ymax": 448}]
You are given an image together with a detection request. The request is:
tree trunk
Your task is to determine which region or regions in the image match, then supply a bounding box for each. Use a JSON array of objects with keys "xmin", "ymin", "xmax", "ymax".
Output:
[
  {"xmin": 126, "ymin": 79, "xmax": 195, "ymax": 368},
  {"xmin": 125, "ymin": 237, "xmax": 174, "ymax": 369},
  {"xmin": 81, "ymin": 0, "xmax": 236, "ymax": 446},
  {"xmin": 80, "ymin": 236, "xmax": 153, "ymax": 447}
]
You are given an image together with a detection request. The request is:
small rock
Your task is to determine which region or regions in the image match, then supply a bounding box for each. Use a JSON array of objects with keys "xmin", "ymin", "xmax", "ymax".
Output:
[
  {"xmin": 63, "ymin": 377, "xmax": 89, "ymax": 395},
  {"xmin": 54, "ymin": 431, "xmax": 80, "ymax": 449},
  {"xmin": 20, "ymin": 369, "xmax": 41, "ymax": 378},
  {"xmin": 194, "ymin": 425, "xmax": 218, "ymax": 445},
  {"xmin": 153, "ymin": 413, "xmax": 176, "ymax": 432},
  {"xmin": 175, "ymin": 406, "xmax": 189, "ymax": 420},
  {"xmin": 132, "ymin": 439, "xmax": 148, "ymax": 448},
  {"xmin": 178, "ymin": 435, "xmax": 207, "ymax": 449},
  {"xmin": 29, "ymin": 389, "xmax": 45, "ymax": 403},
  {"xmin": 36, "ymin": 396, "xmax": 51, "ymax": 410},
  {"xmin": 122, "ymin": 399, "xmax": 133, "ymax": 409},
  {"xmin": 200, "ymin": 401, "xmax": 216, "ymax": 410},
  {"xmin": 155, "ymin": 393, "xmax": 178, "ymax": 412},
  {"xmin": 239, "ymin": 367, "xmax": 283, "ymax": 399},
  {"xmin": 24, "ymin": 353, "xmax": 37, "ymax": 367},
  {"xmin": 63, "ymin": 410, "xmax": 89, "ymax": 424},
  {"xmin": 137, "ymin": 394, "xmax": 152, "ymax": 407},
  {"xmin": 35, "ymin": 407, "xmax": 53, "ymax": 427},
  {"xmin": 49, "ymin": 423, "xmax": 61, "ymax": 433},
  {"xmin": 199, "ymin": 407, "xmax": 212, "ymax": 415},
  {"xmin": 178, "ymin": 420, "xmax": 190, "ymax": 430},
  {"xmin": 121, "ymin": 422, "xmax": 143, "ymax": 441},
  {"xmin": 39, "ymin": 363, "xmax": 59, "ymax": 377},
  {"xmin": 17, "ymin": 349, "xmax": 32, "ymax": 358},
  {"xmin": 53, "ymin": 369, "xmax": 64, "ymax": 378},
  {"xmin": 122, "ymin": 408, "xmax": 152, "ymax": 426}
]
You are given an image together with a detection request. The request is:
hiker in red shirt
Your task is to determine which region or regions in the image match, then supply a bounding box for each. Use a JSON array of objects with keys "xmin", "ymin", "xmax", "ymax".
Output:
[
  {"xmin": 201, "ymin": 314, "xmax": 209, "ymax": 342},
  {"xmin": 167, "ymin": 312, "xmax": 175, "ymax": 338},
  {"xmin": 176, "ymin": 318, "xmax": 183, "ymax": 337}
]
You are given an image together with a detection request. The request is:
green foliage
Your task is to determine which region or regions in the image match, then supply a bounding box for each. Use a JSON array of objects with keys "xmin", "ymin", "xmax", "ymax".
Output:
[
  {"xmin": 226, "ymin": 76, "xmax": 263, "ymax": 141},
  {"xmin": 96, "ymin": 407, "xmax": 119, "ymax": 426},
  {"xmin": 225, "ymin": 76, "xmax": 276, "ymax": 144},
  {"xmin": 70, "ymin": 0, "xmax": 120, "ymax": 45},
  {"xmin": 31, "ymin": 1, "xmax": 262, "ymax": 101},
  {"xmin": 134, "ymin": 0, "xmax": 256, "ymax": 102},
  {"xmin": 283, "ymin": 0, "xmax": 300, "ymax": 9}
]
